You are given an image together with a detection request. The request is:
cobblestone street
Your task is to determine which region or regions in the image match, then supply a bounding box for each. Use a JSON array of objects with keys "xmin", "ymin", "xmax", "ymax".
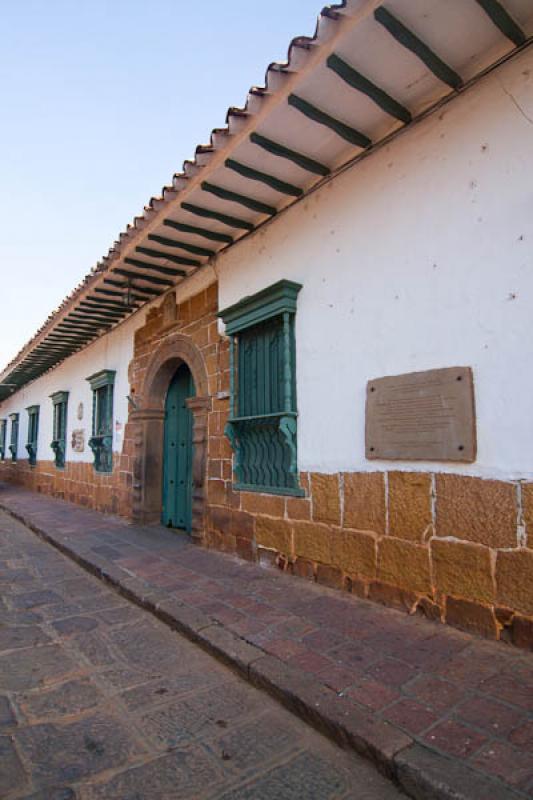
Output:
[{"xmin": 0, "ymin": 510, "xmax": 404, "ymax": 799}]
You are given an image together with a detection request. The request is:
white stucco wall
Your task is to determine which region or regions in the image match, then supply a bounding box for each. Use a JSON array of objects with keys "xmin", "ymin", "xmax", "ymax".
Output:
[
  {"xmin": 217, "ymin": 48, "xmax": 533, "ymax": 480},
  {"xmin": 0, "ymin": 311, "xmax": 141, "ymax": 464}
]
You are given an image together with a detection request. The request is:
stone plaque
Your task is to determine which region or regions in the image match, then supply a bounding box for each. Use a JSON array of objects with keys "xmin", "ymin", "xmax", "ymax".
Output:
[
  {"xmin": 71, "ymin": 429, "xmax": 85, "ymax": 453},
  {"xmin": 366, "ymin": 367, "xmax": 476, "ymax": 462}
]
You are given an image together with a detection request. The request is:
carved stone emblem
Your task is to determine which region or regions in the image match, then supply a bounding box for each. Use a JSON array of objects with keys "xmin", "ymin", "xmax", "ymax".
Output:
[
  {"xmin": 162, "ymin": 291, "xmax": 177, "ymax": 327},
  {"xmin": 77, "ymin": 402, "xmax": 84, "ymax": 420}
]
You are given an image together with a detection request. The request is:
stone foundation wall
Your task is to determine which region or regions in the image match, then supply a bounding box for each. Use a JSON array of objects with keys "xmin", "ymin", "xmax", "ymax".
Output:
[
  {"xmin": 0, "ymin": 451, "xmax": 133, "ymax": 516},
  {"xmin": 205, "ymin": 471, "xmax": 533, "ymax": 650}
]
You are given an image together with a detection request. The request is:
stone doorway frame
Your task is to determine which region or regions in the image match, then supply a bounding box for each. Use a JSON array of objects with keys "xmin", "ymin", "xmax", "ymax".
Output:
[{"xmin": 128, "ymin": 332, "xmax": 210, "ymax": 541}]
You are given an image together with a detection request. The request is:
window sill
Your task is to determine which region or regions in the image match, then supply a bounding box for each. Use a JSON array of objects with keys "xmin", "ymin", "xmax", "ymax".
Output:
[
  {"xmin": 228, "ymin": 411, "xmax": 297, "ymax": 423},
  {"xmin": 233, "ymin": 482, "xmax": 305, "ymax": 497}
]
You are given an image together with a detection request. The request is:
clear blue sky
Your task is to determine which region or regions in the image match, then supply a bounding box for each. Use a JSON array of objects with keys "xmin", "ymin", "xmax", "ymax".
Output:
[{"xmin": 0, "ymin": 0, "xmax": 319, "ymax": 368}]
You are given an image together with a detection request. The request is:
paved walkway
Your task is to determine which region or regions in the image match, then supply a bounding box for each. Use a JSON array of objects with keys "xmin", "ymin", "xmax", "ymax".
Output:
[
  {"xmin": 0, "ymin": 510, "xmax": 404, "ymax": 799},
  {"xmin": 1, "ymin": 484, "xmax": 532, "ymax": 799}
]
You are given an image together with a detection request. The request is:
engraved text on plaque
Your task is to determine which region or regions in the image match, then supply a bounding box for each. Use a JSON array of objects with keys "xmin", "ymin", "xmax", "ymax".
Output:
[{"xmin": 365, "ymin": 367, "xmax": 476, "ymax": 462}]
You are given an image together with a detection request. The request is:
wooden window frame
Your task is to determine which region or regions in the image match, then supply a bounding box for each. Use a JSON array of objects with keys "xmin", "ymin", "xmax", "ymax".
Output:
[
  {"xmin": 25, "ymin": 405, "xmax": 40, "ymax": 466},
  {"xmin": 86, "ymin": 370, "xmax": 116, "ymax": 473},
  {"xmin": 0, "ymin": 419, "xmax": 6, "ymax": 461},
  {"xmin": 8, "ymin": 413, "xmax": 19, "ymax": 462},
  {"xmin": 219, "ymin": 280, "xmax": 303, "ymax": 496},
  {"xmin": 50, "ymin": 391, "xmax": 69, "ymax": 469}
]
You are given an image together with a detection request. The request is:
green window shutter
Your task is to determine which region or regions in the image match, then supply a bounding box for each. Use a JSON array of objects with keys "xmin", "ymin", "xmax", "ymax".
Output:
[
  {"xmin": 237, "ymin": 316, "xmax": 287, "ymax": 417},
  {"xmin": 219, "ymin": 280, "xmax": 303, "ymax": 496},
  {"xmin": 0, "ymin": 420, "xmax": 6, "ymax": 460},
  {"xmin": 25, "ymin": 406, "xmax": 40, "ymax": 466},
  {"xmin": 50, "ymin": 391, "xmax": 69, "ymax": 469},
  {"xmin": 86, "ymin": 370, "xmax": 115, "ymax": 472},
  {"xmin": 8, "ymin": 413, "xmax": 19, "ymax": 461}
]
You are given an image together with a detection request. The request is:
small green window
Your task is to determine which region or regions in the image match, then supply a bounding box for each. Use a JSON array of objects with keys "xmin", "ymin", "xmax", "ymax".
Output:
[
  {"xmin": 8, "ymin": 413, "xmax": 19, "ymax": 461},
  {"xmin": 25, "ymin": 406, "xmax": 40, "ymax": 466},
  {"xmin": 87, "ymin": 370, "xmax": 115, "ymax": 473},
  {"xmin": 50, "ymin": 391, "xmax": 69, "ymax": 469},
  {"xmin": 219, "ymin": 280, "xmax": 303, "ymax": 496},
  {"xmin": 0, "ymin": 419, "xmax": 6, "ymax": 460}
]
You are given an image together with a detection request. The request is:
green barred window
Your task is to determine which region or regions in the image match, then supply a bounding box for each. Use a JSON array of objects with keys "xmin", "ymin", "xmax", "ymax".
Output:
[
  {"xmin": 50, "ymin": 391, "xmax": 69, "ymax": 469},
  {"xmin": 25, "ymin": 406, "xmax": 40, "ymax": 466},
  {"xmin": 0, "ymin": 419, "xmax": 6, "ymax": 460},
  {"xmin": 8, "ymin": 413, "xmax": 19, "ymax": 461},
  {"xmin": 86, "ymin": 370, "xmax": 115, "ymax": 473},
  {"xmin": 219, "ymin": 280, "xmax": 303, "ymax": 496}
]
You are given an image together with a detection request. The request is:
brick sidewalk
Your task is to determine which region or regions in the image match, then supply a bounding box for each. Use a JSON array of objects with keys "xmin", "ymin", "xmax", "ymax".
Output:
[
  {"xmin": 1, "ymin": 483, "xmax": 532, "ymax": 799},
  {"xmin": 1, "ymin": 510, "xmax": 405, "ymax": 800}
]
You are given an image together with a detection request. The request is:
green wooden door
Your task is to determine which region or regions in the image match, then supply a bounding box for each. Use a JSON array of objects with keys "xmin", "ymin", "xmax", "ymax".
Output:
[{"xmin": 162, "ymin": 364, "xmax": 195, "ymax": 530}]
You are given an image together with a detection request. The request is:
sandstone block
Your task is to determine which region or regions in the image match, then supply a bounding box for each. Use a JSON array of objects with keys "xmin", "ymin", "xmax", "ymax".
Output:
[
  {"xmin": 291, "ymin": 557, "xmax": 315, "ymax": 581},
  {"xmin": 219, "ymin": 436, "xmax": 233, "ymax": 460},
  {"xmin": 207, "ymin": 479, "xmax": 226, "ymax": 505},
  {"xmin": 496, "ymin": 549, "xmax": 533, "ymax": 616},
  {"xmin": 378, "ymin": 537, "xmax": 432, "ymax": 594},
  {"xmin": 293, "ymin": 521, "xmax": 332, "ymax": 564},
  {"xmin": 445, "ymin": 597, "xmax": 499, "ymax": 639},
  {"xmin": 521, "ymin": 483, "xmax": 533, "ymax": 537},
  {"xmin": 345, "ymin": 576, "xmax": 368, "ymax": 598},
  {"xmin": 388, "ymin": 471, "xmax": 432, "ymax": 541},
  {"xmin": 343, "ymin": 472, "xmax": 385, "ymax": 533},
  {"xmin": 231, "ymin": 510, "xmax": 255, "ymax": 541},
  {"xmin": 286, "ymin": 497, "xmax": 311, "ymax": 520},
  {"xmin": 256, "ymin": 516, "xmax": 292, "ymax": 555},
  {"xmin": 368, "ymin": 582, "xmax": 417, "ymax": 612},
  {"xmin": 311, "ymin": 473, "xmax": 340, "ymax": 525},
  {"xmin": 431, "ymin": 538, "xmax": 494, "ymax": 604},
  {"xmin": 208, "ymin": 506, "xmax": 231, "ymax": 534},
  {"xmin": 511, "ymin": 615, "xmax": 533, "ymax": 650},
  {"xmin": 226, "ymin": 486, "xmax": 240, "ymax": 509},
  {"xmin": 241, "ymin": 492, "xmax": 285, "ymax": 517},
  {"xmin": 208, "ymin": 459, "xmax": 222, "ymax": 478},
  {"xmin": 189, "ymin": 290, "xmax": 207, "ymax": 320},
  {"xmin": 205, "ymin": 282, "xmax": 217, "ymax": 311},
  {"xmin": 330, "ymin": 528, "xmax": 376, "ymax": 578},
  {"xmin": 435, "ymin": 474, "xmax": 517, "ymax": 548},
  {"xmin": 316, "ymin": 564, "xmax": 344, "ymax": 590}
]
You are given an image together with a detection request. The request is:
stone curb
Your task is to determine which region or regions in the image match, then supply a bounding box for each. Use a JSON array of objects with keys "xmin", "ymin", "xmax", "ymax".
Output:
[
  {"xmin": 394, "ymin": 744, "xmax": 523, "ymax": 800},
  {"xmin": 0, "ymin": 497, "xmax": 525, "ymax": 800}
]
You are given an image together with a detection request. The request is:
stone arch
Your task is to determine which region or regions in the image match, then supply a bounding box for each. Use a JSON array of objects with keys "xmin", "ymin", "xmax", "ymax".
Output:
[
  {"xmin": 128, "ymin": 332, "xmax": 210, "ymax": 537},
  {"xmin": 140, "ymin": 332, "xmax": 209, "ymax": 410}
]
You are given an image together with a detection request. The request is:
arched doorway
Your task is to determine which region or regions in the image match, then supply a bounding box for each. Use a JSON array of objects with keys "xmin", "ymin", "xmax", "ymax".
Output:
[
  {"xmin": 128, "ymin": 332, "xmax": 210, "ymax": 538},
  {"xmin": 161, "ymin": 364, "xmax": 195, "ymax": 530}
]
